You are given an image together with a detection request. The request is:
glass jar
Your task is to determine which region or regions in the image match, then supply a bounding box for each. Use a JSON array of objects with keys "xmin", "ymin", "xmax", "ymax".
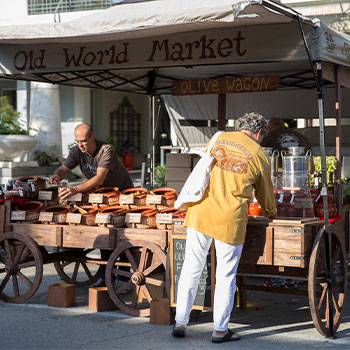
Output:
[
  {"xmin": 277, "ymin": 203, "xmax": 288, "ymax": 217},
  {"xmin": 314, "ymin": 204, "xmax": 324, "ymax": 219},
  {"xmin": 288, "ymin": 204, "xmax": 299, "ymax": 217}
]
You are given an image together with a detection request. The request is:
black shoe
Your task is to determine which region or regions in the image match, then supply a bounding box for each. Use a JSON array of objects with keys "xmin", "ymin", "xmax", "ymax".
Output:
[{"xmin": 172, "ymin": 324, "xmax": 186, "ymax": 337}]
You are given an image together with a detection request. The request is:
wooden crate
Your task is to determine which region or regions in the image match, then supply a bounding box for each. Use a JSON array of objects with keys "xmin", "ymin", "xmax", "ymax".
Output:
[
  {"xmin": 89, "ymin": 287, "xmax": 118, "ymax": 312},
  {"xmin": 240, "ymin": 219, "xmax": 324, "ymax": 268},
  {"xmin": 48, "ymin": 283, "xmax": 75, "ymax": 307}
]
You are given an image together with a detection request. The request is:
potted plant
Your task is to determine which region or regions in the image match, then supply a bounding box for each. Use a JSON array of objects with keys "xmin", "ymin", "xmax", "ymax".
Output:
[
  {"xmin": 119, "ymin": 144, "xmax": 138, "ymax": 170},
  {"xmin": 0, "ymin": 96, "xmax": 37, "ymax": 161}
]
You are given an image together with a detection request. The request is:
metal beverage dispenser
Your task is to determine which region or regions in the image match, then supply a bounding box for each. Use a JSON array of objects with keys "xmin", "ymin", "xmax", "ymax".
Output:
[{"xmin": 262, "ymin": 147, "xmax": 279, "ymax": 187}]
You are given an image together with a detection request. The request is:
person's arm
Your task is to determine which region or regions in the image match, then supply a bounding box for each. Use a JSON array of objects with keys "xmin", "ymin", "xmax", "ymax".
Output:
[
  {"xmin": 49, "ymin": 165, "xmax": 71, "ymax": 184},
  {"xmin": 59, "ymin": 167, "xmax": 109, "ymax": 200}
]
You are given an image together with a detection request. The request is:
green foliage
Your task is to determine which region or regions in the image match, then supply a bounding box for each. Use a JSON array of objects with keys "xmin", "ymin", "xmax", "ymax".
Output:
[
  {"xmin": 154, "ymin": 165, "xmax": 166, "ymax": 188},
  {"xmin": 0, "ymin": 96, "xmax": 28, "ymax": 135},
  {"xmin": 33, "ymin": 150, "xmax": 60, "ymax": 166}
]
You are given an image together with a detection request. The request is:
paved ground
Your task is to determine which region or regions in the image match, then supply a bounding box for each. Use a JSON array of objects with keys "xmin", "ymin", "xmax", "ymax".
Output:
[{"xmin": 1, "ymin": 261, "xmax": 349, "ymax": 350}]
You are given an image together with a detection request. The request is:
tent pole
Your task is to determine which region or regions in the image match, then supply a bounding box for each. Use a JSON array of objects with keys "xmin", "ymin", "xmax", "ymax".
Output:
[
  {"xmin": 335, "ymin": 66, "xmax": 342, "ymax": 211},
  {"xmin": 316, "ymin": 61, "xmax": 334, "ymax": 338},
  {"xmin": 146, "ymin": 96, "xmax": 153, "ymax": 189},
  {"xmin": 218, "ymin": 94, "xmax": 226, "ymax": 131}
]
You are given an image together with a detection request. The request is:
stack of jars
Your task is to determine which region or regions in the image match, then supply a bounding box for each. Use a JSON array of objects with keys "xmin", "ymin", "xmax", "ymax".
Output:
[{"xmin": 312, "ymin": 189, "xmax": 337, "ymax": 219}]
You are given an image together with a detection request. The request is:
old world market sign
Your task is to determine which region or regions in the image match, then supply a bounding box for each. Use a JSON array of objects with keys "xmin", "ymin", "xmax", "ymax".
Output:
[{"xmin": 172, "ymin": 76, "xmax": 279, "ymax": 95}]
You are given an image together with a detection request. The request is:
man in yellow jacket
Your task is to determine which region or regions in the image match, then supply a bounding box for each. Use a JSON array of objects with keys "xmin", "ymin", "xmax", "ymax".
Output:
[{"xmin": 172, "ymin": 112, "xmax": 277, "ymax": 343}]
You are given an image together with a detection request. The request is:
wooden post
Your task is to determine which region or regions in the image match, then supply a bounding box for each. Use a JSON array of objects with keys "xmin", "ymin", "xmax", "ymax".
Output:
[
  {"xmin": 218, "ymin": 94, "xmax": 226, "ymax": 131},
  {"xmin": 335, "ymin": 66, "xmax": 342, "ymax": 211}
]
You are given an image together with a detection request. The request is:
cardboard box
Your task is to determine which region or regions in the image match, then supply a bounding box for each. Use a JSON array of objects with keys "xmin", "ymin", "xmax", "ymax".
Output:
[
  {"xmin": 166, "ymin": 153, "xmax": 193, "ymax": 168},
  {"xmin": 150, "ymin": 298, "xmax": 174, "ymax": 325},
  {"xmin": 165, "ymin": 167, "xmax": 191, "ymax": 182},
  {"xmin": 48, "ymin": 283, "xmax": 75, "ymax": 308},
  {"xmin": 89, "ymin": 287, "xmax": 118, "ymax": 312},
  {"xmin": 166, "ymin": 181, "xmax": 185, "ymax": 193}
]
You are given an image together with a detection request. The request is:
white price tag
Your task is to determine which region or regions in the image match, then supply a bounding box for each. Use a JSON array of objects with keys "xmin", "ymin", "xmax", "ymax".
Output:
[
  {"xmin": 88, "ymin": 193, "xmax": 104, "ymax": 204},
  {"xmin": 156, "ymin": 213, "xmax": 173, "ymax": 224},
  {"xmin": 38, "ymin": 191, "xmax": 53, "ymax": 200},
  {"xmin": 66, "ymin": 213, "xmax": 82, "ymax": 224},
  {"xmin": 11, "ymin": 210, "xmax": 26, "ymax": 221},
  {"xmin": 125, "ymin": 213, "xmax": 142, "ymax": 223},
  {"xmin": 39, "ymin": 212, "xmax": 54, "ymax": 222},
  {"xmin": 31, "ymin": 183, "xmax": 36, "ymax": 191},
  {"xmin": 95, "ymin": 213, "xmax": 112, "ymax": 224},
  {"xmin": 146, "ymin": 195, "xmax": 162, "ymax": 205},
  {"xmin": 119, "ymin": 195, "xmax": 135, "ymax": 204}
]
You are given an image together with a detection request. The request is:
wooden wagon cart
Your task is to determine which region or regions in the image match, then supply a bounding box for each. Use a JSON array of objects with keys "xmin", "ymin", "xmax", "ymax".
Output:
[
  {"xmin": 236, "ymin": 216, "xmax": 348, "ymax": 338},
  {"xmin": 0, "ymin": 201, "xmax": 169, "ymax": 317}
]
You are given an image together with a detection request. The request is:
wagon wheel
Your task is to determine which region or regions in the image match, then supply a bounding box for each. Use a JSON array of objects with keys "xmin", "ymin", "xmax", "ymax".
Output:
[
  {"xmin": 308, "ymin": 225, "xmax": 347, "ymax": 337},
  {"xmin": 53, "ymin": 248, "xmax": 108, "ymax": 287},
  {"xmin": 106, "ymin": 240, "xmax": 167, "ymax": 317},
  {"xmin": 0, "ymin": 232, "xmax": 43, "ymax": 303}
]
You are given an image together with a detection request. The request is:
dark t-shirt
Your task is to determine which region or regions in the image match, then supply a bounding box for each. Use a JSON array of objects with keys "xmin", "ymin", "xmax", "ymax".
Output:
[
  {"xmin": 64, "ymin": 140, "xmax": 134, "ymax": 191},
  {"xmin": 261, "ymin": 127, "xmax": 311, "ymax": 154}
]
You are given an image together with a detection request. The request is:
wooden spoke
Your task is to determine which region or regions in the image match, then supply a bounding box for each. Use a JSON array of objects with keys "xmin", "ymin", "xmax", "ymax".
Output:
[
  {"xmin": 131, "ymin": 285, "xmax": 140, "ymax": 309},
  {"xmin": 81, "ymin": 262, "xmax": 93, "ymax": 280},
  {"xmin": 12, "ymin": 275, "xmax": 20, "ymax": 298},
  {"xmin": 308, "ymin": 226, "xmax": 347, "ymax": 337},
  {"xmin": 106, "ymin": 240, "xmax": 166, "ymax": 317},
  {"xmin": 145, "ymin": 277, "xmax": 165, "ymax": 287},
  {"xmin": 143, "ymin": 260, "xmax": 162, "ymax": 276},
  {"xmin": 0, "ymin": 273, "xmax": 11, "ymax": 292},
  {"xmin": 112, "ymin": 268, "xmax": 132, "ymax": 279},
  {"xmin": 138, "ymin": 247, "xmax": 148, "ymax": 272},
  {"xmin": 71, "ymin": 262, "xmax": 80, "ymax": 282},
  {"xmin": 0, "ymin": 233, "xmax": 42, "ymax": 304},
  {"xmin": 4, "ymin": 240, "xmax": 14, "ymax": 262},
  {"xmin": 124, "ymin": 248, "xmax": 138, "ymax": 271},
  {"xmin": 17, "ymin": 271, "xmax": 33, "ymax": 288},
  {"xmin": 13, "ymin": 243, "xmax": 26, "ymax": 265},
  {"xmin": 53, "ymin": 248, "xmax": 107, "ymax": 287},
  {"xmin": 140, "ymin": 285, "xmax": 152, "ymax": 303}
]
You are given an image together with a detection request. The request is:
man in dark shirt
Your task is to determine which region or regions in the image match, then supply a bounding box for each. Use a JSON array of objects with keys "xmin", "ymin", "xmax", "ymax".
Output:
[
  {"xmin": 49, "ymin": 123, "xmax": 133, "ymax": 288},
  {"xmin": 49, "ymin": 123, "xmax": 133, "ymax": 199}
]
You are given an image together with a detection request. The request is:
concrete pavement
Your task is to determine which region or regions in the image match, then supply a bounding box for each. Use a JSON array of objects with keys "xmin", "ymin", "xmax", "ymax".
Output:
[{"xmin": 1, "ymin": 263, "xmax": 350, "ymax": 350}]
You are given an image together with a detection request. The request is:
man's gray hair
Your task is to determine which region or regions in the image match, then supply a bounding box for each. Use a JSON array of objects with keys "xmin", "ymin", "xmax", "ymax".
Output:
[{"xmin": 235, "ymin": 112, "xmax": 268, "ymax": 135}]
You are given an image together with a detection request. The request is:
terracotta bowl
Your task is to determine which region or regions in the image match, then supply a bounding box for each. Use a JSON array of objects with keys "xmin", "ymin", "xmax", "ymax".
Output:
[
  {"xmin": 126, "ymin": 205, "xmax": 157, "ymax": 229},
  {"xmin": 120, "ymin": 187, "xmax": 148, "ymax": 206},
  {"xmin": 14, "ymin": 200, "xmax": 43, "ymax": 221},
  {"xmin": 149, "ymin": 187, "xmax": 178, "ymax": 208},
  {"xmin": 99, "ymin": 205, "xmax": 127, "ymax": 227},
  {"xmin": 92, "ymin": 187, "xmax": 120, "ymax": 205},
  {"xmin": 41, "ymin": 205, "xmax": 70, "ymax": 224},
  {"xmin": 70, "ymin": 205, "xmax": 99, "ymax": 226},
  {"xmin": 156, "ymin": 207, "xmax": 185, "ymax": 230}
]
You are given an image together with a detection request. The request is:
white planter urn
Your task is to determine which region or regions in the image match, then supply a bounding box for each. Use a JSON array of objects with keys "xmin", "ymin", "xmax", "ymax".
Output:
[{"xmin": 0, "ymin": 135, "xmax": 38, "ymax": 161}]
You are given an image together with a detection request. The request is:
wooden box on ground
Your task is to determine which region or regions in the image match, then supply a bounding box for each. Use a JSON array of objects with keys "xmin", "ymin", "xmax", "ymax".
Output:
[
  {"xmin": 240, "ymin": 218, "xmax": 324, "ymax": 268},
  {"xmin": 150, "ymin": 298, "xmax": 174, "ymax": 325},
  {"xmin": 89, "ymin": 287, "xmax": 118, "ymax": 312},
  {"xmin": 48, "ymin": 283, "xmax": 75, "ymax": 307}
]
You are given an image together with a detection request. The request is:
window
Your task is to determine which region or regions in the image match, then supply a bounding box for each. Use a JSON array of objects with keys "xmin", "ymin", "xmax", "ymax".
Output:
[{"xmin": 109, "ymin": 96, "xmax": 141, "ymax": 151}]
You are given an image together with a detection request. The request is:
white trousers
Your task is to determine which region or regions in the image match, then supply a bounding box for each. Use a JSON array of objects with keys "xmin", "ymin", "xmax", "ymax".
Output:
[{"xmin": 175, "ymin": 227, "xmax": 243, "ymax": 331}]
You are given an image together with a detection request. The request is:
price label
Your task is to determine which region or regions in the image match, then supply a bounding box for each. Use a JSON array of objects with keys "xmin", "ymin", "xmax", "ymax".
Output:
[
  {"xmin": 146, "ymin": 195, "xmax": 162, "ymax": 205},
  {"xmin": 125, "ymin": 213, "xmax": 141, "ymax": 223},
  {"xmin": 66, "ymin": 213, "xmax": 82, "ymax": 224},
  {"xmin": 88, "ymin": 193, "xmax": 104, "ymax": 204},
  {"xmin": 156, "ymin": 213, "xmax": 173, "ymax": 224},
  {"xmin": 119, "ymin": 195, "xmax": 135, "ymax": 204},
  {"xmin": 95, "ymin": 213, "xmax": 112, "ymax": 224},
  {"xmin": 31, "ymin": 183, "xmax": 36, "ymax": 191},
  {"xmin": 11, "ymin": 211, "xmax": 26, "ymax": 221},
  {"xmin": 38, "ymin": 191, "xmax": 53, "ymax": 200},
  {"xmin": 69, "ymin": 193, "xmax": 83, "ymax": 202},
  {"xmin": 39, "ymin": 212, "xmax": 54, "ymax": 222},
  {"xmin": 19, "ymin": 188, "xmax": 24, "ymax": 197}
]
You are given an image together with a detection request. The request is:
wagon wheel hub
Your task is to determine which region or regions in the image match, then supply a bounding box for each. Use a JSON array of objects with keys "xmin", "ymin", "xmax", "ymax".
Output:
[
  {"xmin": 5, "ymin": 263, "xmax": 18, "ymax": 275},
  {"xmin": 131, "ymin": 271, "xmax": 145, "ymax": 286}
]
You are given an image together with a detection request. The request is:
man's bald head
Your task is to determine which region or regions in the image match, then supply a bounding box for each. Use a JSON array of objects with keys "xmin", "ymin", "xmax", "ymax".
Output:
[
  {"xmin": 75, "ymin": 123, "xmax": 94, "ymax": 137},
  {"xmin": 268, "ymin": 118, "xmax": 285, "ymax": 132}
]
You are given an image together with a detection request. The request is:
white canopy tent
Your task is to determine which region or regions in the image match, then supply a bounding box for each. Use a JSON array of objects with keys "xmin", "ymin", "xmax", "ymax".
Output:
[{"xmin": 0, "ymin": 0, "xmax": 349, "ymax": 336}]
